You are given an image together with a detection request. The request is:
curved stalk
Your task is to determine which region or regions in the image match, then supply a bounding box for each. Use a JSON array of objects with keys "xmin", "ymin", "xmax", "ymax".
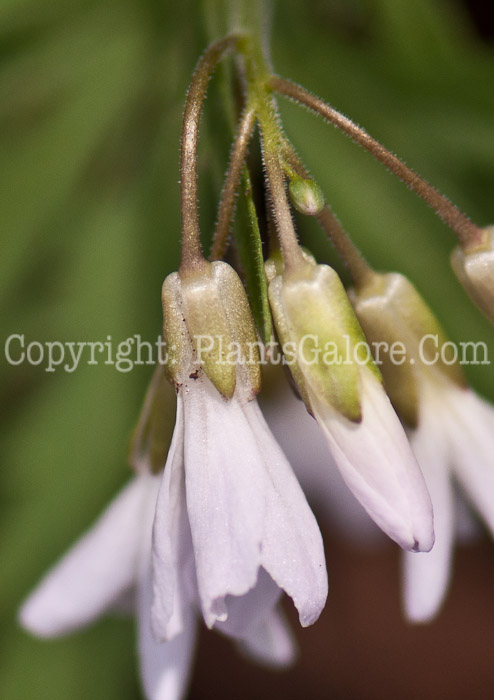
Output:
[
  {"xmin": 210, "ymin": 106, "xmax": 256, "ymax": 261},
  {"xmin": 180, "ymin": 34, "xmax": 242, "ymax": 275},
  {"xmin": 271, "ymin": 76, "xmax": 484, "ymax": 250}
]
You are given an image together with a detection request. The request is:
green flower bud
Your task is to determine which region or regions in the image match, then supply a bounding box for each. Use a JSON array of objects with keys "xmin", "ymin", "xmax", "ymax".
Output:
[
  {"xmin": 268, "ymin": 259, "xmax": 381, "ymax": 422},
  {"xmin": 162, "ymin": 261, "xmax": 261, "ymax": 399},
  {"xmin": 288, "ymin": 175, "xmax": 325, "ymax": 216},
  {"xmin": 451, "ymin": 226, "xmax": 494, "ymax": 325},
  {"xmin": 350, "ymin": 272, "xmax": 466, "ymax": 427}
]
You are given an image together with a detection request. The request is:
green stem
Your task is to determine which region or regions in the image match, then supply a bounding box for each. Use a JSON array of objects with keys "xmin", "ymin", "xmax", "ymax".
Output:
[
  {"xmin": 210, "ymin": 105, "xmax": 256, "ymax": 261},
  {"xmin": 235, "ymin": 23, "xmax": 304, "ymax": 271},
  {"xmin": 271, "ymin": 76, "xmax": 484, "ymax": 250},
  {"xmin": 179, "ymin": 34, "xmax": 242, "ymax": 276}
]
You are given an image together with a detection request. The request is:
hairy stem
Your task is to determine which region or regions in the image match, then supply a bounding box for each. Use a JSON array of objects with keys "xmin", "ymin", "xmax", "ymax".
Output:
[
  {"xmin": 271, "ymin": 76, "xmax": 484, "ymax": 250},
  {"xmin": 282, "ymin": 141, "xmax": 375, "ymax": 288},
  {"xmin": 210, "ymin": 106, "xmax": 256, "ymax": 260},
  {"xmin": 179, "ymin": 35, "xmax": 241, "ymax": 275}
]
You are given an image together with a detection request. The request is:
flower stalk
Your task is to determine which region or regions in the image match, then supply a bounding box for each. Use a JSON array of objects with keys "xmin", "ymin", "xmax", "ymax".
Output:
[
  {"xmin": 210, "ymin": 105, "xmax": 256, "ymax": 261},
  {"xmin": 281, "ymin": 140, "xmax": 375, "ymax": 289},
  {"xmin": 270, "ymin": 76, "xmax": 484, "ymax": 250},
  {"xmin": 180, "ymin": 34, "xmax": 242, "ymax": 275}
]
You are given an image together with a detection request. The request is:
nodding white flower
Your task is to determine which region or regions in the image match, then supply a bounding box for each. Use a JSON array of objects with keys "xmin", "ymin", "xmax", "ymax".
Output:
[
  {"xmin": 403, "ymin": 377, "xmax": 494, "ymax": 622},
  {"xmin": 19, "ymin": 472, "xmax": 298, "ymax": 700},
  {"xmin": 19, "ymin": 474, "xmax": 199, "ymax": 700},
  {"xmin": 19, "ymin": 257, "xmax": 328, "ymax": 700},
  {"xmin": 267, "ymin": 259, "xmax": 434, "ymax": 553},
  {"xmin": 152, "ymin": 370, "xmax": 328, "ymax": 637},
  {"xmin": 351, "ymin": 271, "xmax": 494, "ymax": 622},
  {"xmin": 155, "ymin": 260, "xmax": 328, "ymax": 634}
]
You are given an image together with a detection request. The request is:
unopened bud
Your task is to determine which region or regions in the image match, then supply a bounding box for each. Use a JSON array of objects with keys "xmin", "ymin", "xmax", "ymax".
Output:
[
  {"xmin": 451, "ymin": 226, "xmax": 494, "ymax": 325},
  {"xmin": 288, "ymin": 175, "xmax": 325, "ymax": 216}
]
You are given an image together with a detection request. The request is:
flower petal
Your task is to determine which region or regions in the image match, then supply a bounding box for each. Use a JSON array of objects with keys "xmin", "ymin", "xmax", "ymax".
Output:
[
  {"xmin": 261, "ymin": 378, "xmax": 384, "ymax": 545},
  {"xmin": 242, "ymin": 398, "xmax": 328, "ymax": 627},
  {"xmin": 444, "ymin": 385, "xmax": 494, "ymax": 534},
  {"xmin": 311, "ymin": 369, "xmax": 434, "ymax": 552},
  {"xmin": 19, "ymin": 475, "xmax": 158, "ymax": 638},
  {"xmin": 182, "ymin": 374, "xmax": 327, "ymax": 629},
  {"xmin": 234, "ymin": 605, "xmax": 297, "ymax": 669},
  {"xmin": 213, "ymin": 567, "xmax": 282, "ymax": 639},
  {"xmin": 402, "ymin": 412, "xmax": 454, "ymax": 622},
  {"xmin": 139, "ymin": 555, "xmax": 197, "ymax": 700},
  {"xmin": 152, "ymin": 396, "xmax": 197, "ymax": 641}
]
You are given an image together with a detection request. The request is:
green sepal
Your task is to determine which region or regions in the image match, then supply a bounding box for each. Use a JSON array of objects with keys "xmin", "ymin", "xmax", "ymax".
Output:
[
  {"xmin": 128, "ymin": 363, "xmax": 176, "ymax": 474},
  {"xmin": 269, "ymin": 262, "xmax": 381, "ymax": 422},
  {"xmin": 351, "ymin": 272, "xmax": 466, "ymax": 427}
]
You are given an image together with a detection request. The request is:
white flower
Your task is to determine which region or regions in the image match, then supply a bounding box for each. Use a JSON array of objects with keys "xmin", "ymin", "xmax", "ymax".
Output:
[
  {"xmin": 402, "ymin": 377, "xmax": 494, "ymax": 622},
  {"xmin": 308, "ymin": 367, "xmax": 434, "ymax": 553},
  {"xmin": 19, "ymin": 474, "xmax": 200, "ymax": 700},
  {"xmin": 268, "ymin": 262, "xmax": 434, "ymax": 553},
  {"xmin": 19, "ymin": 366, "xmax": 326, "ymax": 699},
  {"xmin": 19, "ymin": 470, "xmax": 299, "ymax": 700},
  {"xmin": 151, "ymin": 370, "xmax": 328, "ymax": 639}
]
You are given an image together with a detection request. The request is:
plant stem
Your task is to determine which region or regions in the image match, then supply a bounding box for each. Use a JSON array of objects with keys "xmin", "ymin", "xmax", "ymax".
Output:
[
  {"xmin": 210, "ymin": 106, "xmax": 256, "ymax": 260},
  {"xmin": 179, "ymin": 35, "xmax": 241, "ymax": 276},
  {"xmin": 271, "ymin": 76, "xmax": 484, "ymax": 250}
]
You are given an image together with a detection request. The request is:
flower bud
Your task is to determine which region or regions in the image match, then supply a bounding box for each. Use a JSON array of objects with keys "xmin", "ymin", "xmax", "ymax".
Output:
[
  {"xmin": 288, "ymin": 175, "xmax": 325, "ymax": 216},
  {"xmin": 162, "ymin": 261, "xmax": 261, "ymax": 399},
  {"xmin": 451, "ymin": 226, "xmax": 494, "ymax": 324},
  {"xmin": 268, "ymin": 258, "xmax": 381, "ymax": 421},
  {"xmin": 350, "ymin": 273, "xmax": 465, "ymax": 427}
]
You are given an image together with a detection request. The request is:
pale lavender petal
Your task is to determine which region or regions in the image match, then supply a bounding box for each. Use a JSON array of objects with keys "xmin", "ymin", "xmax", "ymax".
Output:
[
  {"xmin": 402, "ymin": 413, "xmax": 454, "ymax": 623},
  {"xmin": 234, "ymin": 605, "xmax": 297, "ymax": 669},
  {"xmin": 182, "ymin": 375, "xmax": 327, "ymax": 629},
  {"xmin": 152, "ymin": 397, "xmax": 196, "ymax": 641},
  {"xmin": 19, "ymin": 475, "xmax": 157, "ymax": 638},
  {"xmin": 139, "ymin": 557, "xmax": 197, "ymax": 700},
  {"xmin": 242, "ymin": 398, "xmax": 328, "ymax": 627},
  {"xmin": 214, "ymin": 568, "xmax": 282, "ymax": 639},
  {"xmin": 444, "ymin": 386, "xmax": 494, "ymax": 533},
  {"xmin": 182, "ymin": 376, "xmax": 268, "ymax": 627},
  {"xmin": 261, "ymin": 378, "xmax": 384, "ymax": 545},
  {"xmin": 311, "ymin": 369, "xmax": 434, "ymax": 552}
]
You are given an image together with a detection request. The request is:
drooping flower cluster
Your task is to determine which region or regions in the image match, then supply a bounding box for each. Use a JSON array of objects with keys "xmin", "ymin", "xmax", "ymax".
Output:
[{"xmin": 18, "ymin": 18, "xmax": 494, "ymax": 700}]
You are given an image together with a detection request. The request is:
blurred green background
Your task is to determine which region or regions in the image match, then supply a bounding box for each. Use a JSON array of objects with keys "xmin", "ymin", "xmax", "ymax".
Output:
[{"xmin": 1, "ymin": 0, "xmax": 494, "ymax": 698}]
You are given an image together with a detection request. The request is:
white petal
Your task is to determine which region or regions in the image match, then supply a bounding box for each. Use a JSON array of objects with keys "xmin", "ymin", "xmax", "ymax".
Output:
[
  {"xmin": 152, "ymin": 397, "xmax": 197, "ymax": 641},
  {"xmin": 242, "ymin": 398, "xmax": 328, "ymax": 627},
  {"xmin": 213, "ymin": 567, "xmax": 281, "ymax": 639},
  {"xmin": 402, "ymin": 412, "xmax": 454, "ymax": 622},
  {"xmin": 182, "ymin": 375, "xmax": 327, "ymax": 629},
  {"xmin": 19, "ymin": 475, "xmax": 157, "ymax": 638},
  {"xmin": 139, "ymin": 556, "xmax": 197, "ymax": 700},
  {"xmin": 261, "ymin": 378, "xmax": 384, "ymax": 545},
  {"xmin": 234, "ymin": 605, "xmax": 297, "ymax": 669},
  {"xmin": 311, "ymin": 369, "xmax": 434, "ymax": 552},
  {"xmin": 443, "ymin": 386, "xmax": 494, "ymax": 534}
]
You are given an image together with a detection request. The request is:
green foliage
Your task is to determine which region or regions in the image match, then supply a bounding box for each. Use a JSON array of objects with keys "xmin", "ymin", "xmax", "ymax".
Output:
[{"xmin": 1, "ymin": 1, "xmax": 493, "ymax": 698}]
